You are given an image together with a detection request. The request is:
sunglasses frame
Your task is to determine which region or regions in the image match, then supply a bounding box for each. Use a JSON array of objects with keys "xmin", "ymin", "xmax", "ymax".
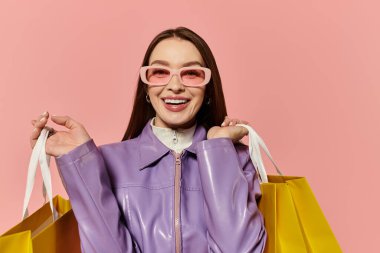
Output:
[{"xmin": 139, "ymin": 65, "xmax": 212, "ymax": 87}]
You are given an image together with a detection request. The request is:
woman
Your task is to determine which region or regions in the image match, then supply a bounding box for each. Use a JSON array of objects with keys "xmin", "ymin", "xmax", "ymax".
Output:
[{"xmin": 30, "ymin": 27, "xmax": 267, "ymax": 253}]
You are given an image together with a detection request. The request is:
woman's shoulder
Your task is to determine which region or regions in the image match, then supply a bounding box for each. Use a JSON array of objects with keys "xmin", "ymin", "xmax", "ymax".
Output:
[
  {"xmin": 97, "ymin": 138, "xmax": 142, "ymax": 185},
  {"xmin": 98, "ymin": 137, "xmax": 140, "ymax": 155},
  {"xmin": 197, "ymin": 137, "xmax": 250, "ymax": 167}
]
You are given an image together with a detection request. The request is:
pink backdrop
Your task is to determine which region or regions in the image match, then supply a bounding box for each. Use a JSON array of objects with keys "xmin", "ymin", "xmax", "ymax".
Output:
[{"xmin": 1, "ymin": 0, "xmax": 379, "ymax": 252}]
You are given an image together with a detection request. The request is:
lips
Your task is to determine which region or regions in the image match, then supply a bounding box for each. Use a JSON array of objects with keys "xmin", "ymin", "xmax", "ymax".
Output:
[{"xmin": 161, "ymin": 96, "xmax": 190, "ymax": 112}]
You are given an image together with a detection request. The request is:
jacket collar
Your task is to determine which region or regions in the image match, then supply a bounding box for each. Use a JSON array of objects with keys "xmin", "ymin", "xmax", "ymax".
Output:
[{"xmin": 137, "ymin": 118, "xmax": 207, "ymax": 170}]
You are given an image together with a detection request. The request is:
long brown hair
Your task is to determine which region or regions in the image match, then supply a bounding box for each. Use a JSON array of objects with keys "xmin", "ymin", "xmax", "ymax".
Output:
[{"xmin": 121, "ymin": 27, "xmax": 227, "ymax": 141}]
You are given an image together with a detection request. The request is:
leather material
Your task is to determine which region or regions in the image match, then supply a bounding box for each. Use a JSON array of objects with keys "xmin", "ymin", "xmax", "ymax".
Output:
[{"xmin": 55, "ymin": 119, "xmax": 267, "ymax": 253}]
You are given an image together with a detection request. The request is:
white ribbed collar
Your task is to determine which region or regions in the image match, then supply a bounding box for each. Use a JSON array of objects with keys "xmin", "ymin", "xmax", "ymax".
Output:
[{"xmin": 150, "ymin": 117, "xmax": 197, "ymax": 154}]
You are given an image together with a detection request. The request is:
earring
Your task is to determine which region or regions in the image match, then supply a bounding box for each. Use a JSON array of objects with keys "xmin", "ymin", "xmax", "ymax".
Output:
[
  {"xmin": 146, "ymin": 94, "xmax": 151, "ymax": 103},
  {"xmin": 206, "ymin": 97, "xmax": 211, "ymax": 105}
]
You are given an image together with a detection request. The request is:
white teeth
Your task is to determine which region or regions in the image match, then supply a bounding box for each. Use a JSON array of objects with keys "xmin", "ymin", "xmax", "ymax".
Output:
[{"xmin": 164, "ymin": 99, "xmax": 189, "ymax": 104}]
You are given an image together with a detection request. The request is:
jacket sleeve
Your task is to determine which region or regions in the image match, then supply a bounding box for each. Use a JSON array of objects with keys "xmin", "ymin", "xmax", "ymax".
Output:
[
  {"xmin": 55, "ymin": 139, "xmax": 136, "ymax": 253},
  {"xmin": 196, "ymin": 137, "xmax": 267, "ymax": 253}
]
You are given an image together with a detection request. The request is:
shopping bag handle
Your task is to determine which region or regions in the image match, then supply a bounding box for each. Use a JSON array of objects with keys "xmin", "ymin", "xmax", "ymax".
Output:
[
  {"xmin": 236, "ymin": 124, "xmax": 283, "ymax": 183},
  {"xmin": 22, "ymin": 127, "xmax": 58, "ymax": 221}
]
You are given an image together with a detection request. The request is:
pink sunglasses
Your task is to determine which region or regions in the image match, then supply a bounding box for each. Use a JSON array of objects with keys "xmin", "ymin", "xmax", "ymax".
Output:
[{"xmin": 140, "ymin": 65, "xmax": 212, "ymax": 87}]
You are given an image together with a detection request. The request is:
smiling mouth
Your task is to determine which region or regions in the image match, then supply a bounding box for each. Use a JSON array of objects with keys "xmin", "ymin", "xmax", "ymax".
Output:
[{"xmin": 162, "ymin": 98, "xmax": 190, "ymax": 105}]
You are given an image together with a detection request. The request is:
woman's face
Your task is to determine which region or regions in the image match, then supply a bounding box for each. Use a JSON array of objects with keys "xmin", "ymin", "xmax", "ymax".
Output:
[{"xmin": 147, "ymin": 38, "xmax": 207, "ymax": 129}]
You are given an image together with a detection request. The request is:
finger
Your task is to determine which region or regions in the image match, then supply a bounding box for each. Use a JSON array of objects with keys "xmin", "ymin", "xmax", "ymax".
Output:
[
  {"xmin": 33, "ymin": 111, "xmax": 49, "ymax": 128},
  {"xmin": 228, "ymin": 119, "xmax": 239, "ymax": 126},
  {"xmin": 221, "ymin": 116, "xmax": 231, "ymax": 127},
  {"xmin": 221, "ymin": 119, "xmax": 229, "ymax": 126},
  {"xmin": 30, "ymin": 111, "xmax": 50, "ymax": 148},
  {"xmin": 34, "ymin": 115, "xmax": 48, "ymax": 129},
  {"xmin": 229, "ymin": 118, "xmax": 249, "ymax": 126},
  {"xmin": 50, "ymin": 115, "xmax": 81, "ymax": 130},
  {"xmin": 30, "ymin": 124, "xmax": 52, "ymax": 148},
  {"xmin": 36, "ymin": 111, "xmax": 49, "ymax": 122},
  {"xmin": 33, "ymin": 117, "xmax": 47, "ymax": 130}
]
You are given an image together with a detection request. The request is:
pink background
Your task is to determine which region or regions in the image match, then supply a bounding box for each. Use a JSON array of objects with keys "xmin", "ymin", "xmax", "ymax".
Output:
[{"xmin": 1, "ymin": 0, "xmax": 379, "ymax": 252}]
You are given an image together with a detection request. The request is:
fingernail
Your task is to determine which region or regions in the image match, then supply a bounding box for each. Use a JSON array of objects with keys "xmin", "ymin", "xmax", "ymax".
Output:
[
  {"xmin": 41, "ymin": 111, "xmax": 47, "ymax": 116},
  {"xmin": 40, "ymin": 117, "xmax": 45, "ymax": 121},
  {"xmin": 221, "ymin": 122, "xmax": 226, "ymax": 126},
  {"xmin": 52, "ymin": 114, "xmax": 57, "ymax": 117},
  {"xmin": 229, "ymin": 122, "xmax": 233, "ymax": 126},
  {"xmin": 33, "ymin": 128, "xmax": 37, "ymax": 131}
]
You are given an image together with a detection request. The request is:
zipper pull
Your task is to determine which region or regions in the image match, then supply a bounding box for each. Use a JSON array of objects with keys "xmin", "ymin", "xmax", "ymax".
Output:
[
  {"xmin": 173, "ymin": 130, "xmax": 178, "ymax": 145},
  {"xmin": 174, "ymin": 151, "xmax": 183, "ymax": 164}
]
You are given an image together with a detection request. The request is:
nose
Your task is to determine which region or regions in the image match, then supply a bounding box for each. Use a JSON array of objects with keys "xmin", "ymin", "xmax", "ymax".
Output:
[{"xmin": 166, "ymin": 73, "xmax": 185, "ymax": 92}]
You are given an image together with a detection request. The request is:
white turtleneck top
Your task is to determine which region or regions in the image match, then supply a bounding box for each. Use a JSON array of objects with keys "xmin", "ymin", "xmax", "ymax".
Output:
[{"xmin": 150, "ymin": 117, "xmax": 197, "ymax": 154}]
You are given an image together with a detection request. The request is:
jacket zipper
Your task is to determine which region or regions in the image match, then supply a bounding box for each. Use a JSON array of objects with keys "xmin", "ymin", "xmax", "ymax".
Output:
[{"xmin": 173, "ymin": 150, "xmax": 183, "ymax": 253}]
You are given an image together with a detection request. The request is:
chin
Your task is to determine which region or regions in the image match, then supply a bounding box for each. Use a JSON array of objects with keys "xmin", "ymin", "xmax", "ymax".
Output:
[{"xmin": 160, "ymin": 115, "xmax": 196, "ymax": 129}]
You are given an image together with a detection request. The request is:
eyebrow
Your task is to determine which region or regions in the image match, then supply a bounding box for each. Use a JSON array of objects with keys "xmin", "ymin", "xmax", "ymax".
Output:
[{"xmin": 150, "ymin": 60, "xmax": 203, "ymax": 67}]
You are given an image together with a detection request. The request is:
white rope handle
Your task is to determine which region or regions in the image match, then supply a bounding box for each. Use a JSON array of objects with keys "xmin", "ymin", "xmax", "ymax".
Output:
[
  {"xmin": 236, "ymin": 124, "xmax": 283, "ymax": 183},
  {"xmin": 22, "ymin": 127, "xmax": 58, "ymax": 220}
]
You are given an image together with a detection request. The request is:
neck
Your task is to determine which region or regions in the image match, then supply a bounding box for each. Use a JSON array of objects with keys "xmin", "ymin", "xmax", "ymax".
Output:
[
  {"xmin": 150, "ymin": 117, "xmax": 197, "ymax": 153},
  {"xmin": 152, "ymin": 117, "xmax": 197, "ymax": 131}
]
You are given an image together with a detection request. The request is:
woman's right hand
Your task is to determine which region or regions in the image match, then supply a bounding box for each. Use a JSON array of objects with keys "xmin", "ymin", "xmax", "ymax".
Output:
[{"xmin": 30, "ymin": 111, "xmax": 92, "ymax": 157}]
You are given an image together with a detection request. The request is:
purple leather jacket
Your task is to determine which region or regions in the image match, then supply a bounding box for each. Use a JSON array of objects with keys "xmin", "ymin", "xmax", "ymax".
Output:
[{"xmin": 55, "ymin": 119, "xmax": 267, "ymax": 253}]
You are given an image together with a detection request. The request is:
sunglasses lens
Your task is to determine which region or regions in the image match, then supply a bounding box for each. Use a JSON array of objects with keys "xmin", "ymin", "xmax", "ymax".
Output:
[
  {"xmin": 146, "ymin": 67, "xmax": 171, "ymax": 85},
  {"xmin": 180, "ymin": 69, "xmax": 206, "ymax": 86}
]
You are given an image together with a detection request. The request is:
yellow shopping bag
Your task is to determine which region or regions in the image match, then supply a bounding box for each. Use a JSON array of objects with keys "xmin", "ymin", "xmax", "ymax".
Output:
[
  {"xmin": 258, "ymin": 176, "xmax": 342, "ymax": 253},
  {"xmin": 237, "ymin": 124, "xmax": 343, "ymax": 253},
  {"xmin": 0, "ymin": 231, "xmax": 33, "ymax": 253},
  {"xmin": 0, "ymin": 128, "xmax": 80, "ymax": 252},
  {"xmin": 1, "ymin": 195, "xmax": 81, "ymax": 253}
]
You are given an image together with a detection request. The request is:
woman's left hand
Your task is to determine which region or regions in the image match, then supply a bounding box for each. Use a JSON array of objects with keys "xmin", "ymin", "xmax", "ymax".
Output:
[{"xmin": 207, "ymin": 116, "xmax": 250, "ymax": 143}]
